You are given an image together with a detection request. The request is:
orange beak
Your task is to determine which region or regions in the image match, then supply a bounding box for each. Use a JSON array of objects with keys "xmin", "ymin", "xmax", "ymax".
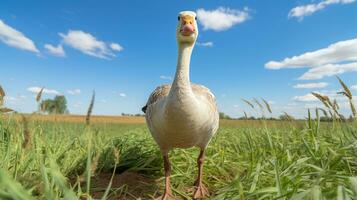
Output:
[{"xmin": 180, "ymin": 17, "xmax": 195, "ymax": 36}]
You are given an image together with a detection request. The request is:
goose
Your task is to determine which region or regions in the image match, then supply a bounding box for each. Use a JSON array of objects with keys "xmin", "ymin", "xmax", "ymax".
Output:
[{"xmin": 142, "ymin": 11, "xmax": 219, "ymax": 200}]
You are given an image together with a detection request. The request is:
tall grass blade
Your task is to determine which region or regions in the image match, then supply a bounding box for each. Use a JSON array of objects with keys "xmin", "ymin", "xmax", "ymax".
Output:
[{"xmin": 86, "ymin": 91, "xmax": 95, "ymax": 126}]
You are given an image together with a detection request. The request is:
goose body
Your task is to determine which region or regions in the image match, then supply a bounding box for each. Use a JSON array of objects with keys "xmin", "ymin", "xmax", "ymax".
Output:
[
  {"xmin": 145, "ymin": 83, "xmax": 219, "ymax": 152},
  {"xmin": 142, "ymin": 11, "xmax": 219, "ymax": 199}
]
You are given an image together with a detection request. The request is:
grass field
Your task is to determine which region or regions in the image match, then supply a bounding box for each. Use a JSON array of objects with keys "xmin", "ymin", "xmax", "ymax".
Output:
[{"xmin": 0, "ymin": 114, "xmax": 356, "ymax": 200}]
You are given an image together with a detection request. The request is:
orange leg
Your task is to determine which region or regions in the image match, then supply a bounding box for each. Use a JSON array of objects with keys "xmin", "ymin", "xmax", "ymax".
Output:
[
  {"xmin": 155, "ymin": 154, "xmax": 177, "ymax": 200},
  {"xmin": 192, "ymin": 149, "xmax": 209, "ymax": 199}
]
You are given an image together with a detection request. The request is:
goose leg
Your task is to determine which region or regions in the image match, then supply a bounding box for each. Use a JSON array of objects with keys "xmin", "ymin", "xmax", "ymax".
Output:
[
  {"xmin": 155, "ymin": 154, "xmax": 177, "ymax": 200},
  {"xmin": 192, "ymin": 149, "xmax": 209, "ymax": 199}
]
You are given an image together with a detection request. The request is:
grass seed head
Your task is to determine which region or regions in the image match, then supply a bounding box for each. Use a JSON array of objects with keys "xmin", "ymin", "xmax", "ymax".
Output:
[
  {"xmin": 36, "ymin": 87, "xmax": 44, "ymax": 103},
  {"xmin": 262, "ymin": 98, "xmax": 272, "ymax": 114},
  {"xmin": 0, "ymin": 107, "xmax": 14, "ymax": 113},
  {"xmin": 337, "ymin": 76, "xmax": 352, "ymax": 99},
  {"xmin": 241, "ymin": 98, "xmax": 255, "ymax": 109},
  {"xmin": 311, "ymin": 92, "xmax": 331, "ymax": 109},
  {"xmin": 243, "ymin": 111, "xmax": 248, "ymax": 119},
  {"xmin": 86, "ymin": 91, "xmax": 95, "ymax": 125}
]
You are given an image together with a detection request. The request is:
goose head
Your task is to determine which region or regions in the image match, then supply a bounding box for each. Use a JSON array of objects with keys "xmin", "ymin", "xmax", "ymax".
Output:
[{"xmin": 176, "ymin": 11, "xmax": 198, "ymax": 44}]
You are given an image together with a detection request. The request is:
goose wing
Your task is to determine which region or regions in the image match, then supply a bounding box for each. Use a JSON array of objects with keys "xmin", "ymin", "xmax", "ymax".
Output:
[
  {"xmin": 142, "ymin": 84, "xmax": 171, "ymax": 113},
  {"xmin": 191, "ymin": 84, "xmax": 216, "ymax": 107}
]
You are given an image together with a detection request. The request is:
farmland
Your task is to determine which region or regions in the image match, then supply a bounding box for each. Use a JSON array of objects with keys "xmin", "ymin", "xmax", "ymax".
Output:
[{"xmin": 0, "ymin": 115, "xmax": 356, "ymax": 199}]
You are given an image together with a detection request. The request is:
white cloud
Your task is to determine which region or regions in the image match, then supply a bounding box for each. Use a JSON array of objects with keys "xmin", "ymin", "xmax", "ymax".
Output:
[
  {"xmin": 293, "ymin": 82, "xmax": 328, "ymax": 89},
  {"xmin": 265, "ymin": 38, "xmax": 357, "ymax": 70},
  {"xmin": 119, "ymin": 93, "xmax": 126, "ymax": 97},
  {"xmin": 4, "ymin": 96, "xmax": 17, "ymax": 102},
  {"xmin": 265, "ymin": 38, "xmax": 357, "ymax": 80},
  {"xmin": 299, "ymin": 62, "xmax": 357, "ymax": 80},
  {"xmin": 59, "ymin": 30, "xmax": 122, "ymax": 59},
  {"xmin": 67, "ymin": 89, "xmax": 81, "ymax": 95},
  {"xmin": 268, "ymin": 101, "xmax": 276, "ymax": 105},
  {"xmin": 304, "ymin": 103, "xmax": 323, "ymax": 109},
  {"xmin": 73, "ymin": 101, "xmax": 82, "ymax": 108},
  {"xmin": 196, "ymin": 7, "xmax": 250, "ymax": 31},
  {"xmin": 4, "ymin": 95, "xmax": 27, "ymax": 105},
  {"xmin": 197, "ymin": 41, "xmax": 213, "ymax": 47},
  {"xmin": 293, "ymin": 93, "xmax": 319, "ymax": 102},
  {"xmin": 110, "ymin": 43, "xmax": 123, "ymax": 51},
  {"xmin": 44, "ymin": 44, "xmax": 65, "ymax": 57},
  {"xmin": 352, "ymin": 85, "xmax": 357, "ymax": 90},
  {"xmin": 0, "ymin": 19, "xmax": 39, "ymax": 53},
  {"xmin": 288, "ymin": 102, "xmax": 298, "ymax": 106},
  {"xmin": 289, "ymin": 0, "xmax": 356, "ymax": 20},
  {"xmin": 160, "ymin": 75, "xmax": 172, "ymax": 80},
  {"xmin": 27, "ymin": 86, "xmax": 60, "ymax": 95}
]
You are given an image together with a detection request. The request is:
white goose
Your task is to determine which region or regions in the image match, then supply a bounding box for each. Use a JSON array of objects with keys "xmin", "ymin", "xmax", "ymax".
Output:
[{"xmin": 142, "ymin": 11, "xmax": 219, "ymax": 200}]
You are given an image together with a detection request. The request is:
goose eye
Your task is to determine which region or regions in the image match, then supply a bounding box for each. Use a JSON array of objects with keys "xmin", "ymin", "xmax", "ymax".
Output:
[
  {"xmin": 178, "ymin": 16, "xmax": 180, "ymax": 21},
  {"xmin": 195, "ymin": 16, "xmax": 197, "ymax": 20}
]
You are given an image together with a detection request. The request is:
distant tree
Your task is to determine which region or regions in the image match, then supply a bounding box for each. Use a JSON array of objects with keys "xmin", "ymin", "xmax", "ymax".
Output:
[
  {"xmin": 279, "ymin": 113, "xmax": 295, "ymax": 121},
  {"xmin": 320, "ymin": 116, "xmax": 332, "ymax": 122},
  {"xmin": 219, "ymin": 112, "xmax": 232, "ymax": 119},
  {"xmin": 40, "ymin": 95, "xmax": 68, "ymax": 114}
]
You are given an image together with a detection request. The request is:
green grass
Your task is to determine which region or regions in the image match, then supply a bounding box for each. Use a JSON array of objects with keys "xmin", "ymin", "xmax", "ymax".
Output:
[{"xmin": 0, "ymin": 115, "xmax": 357, "ymax": 199}]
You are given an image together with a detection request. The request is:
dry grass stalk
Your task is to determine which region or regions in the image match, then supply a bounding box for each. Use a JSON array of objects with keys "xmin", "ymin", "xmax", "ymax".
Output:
[
  {"xmin": 22, "ymin": 115, "xmax": 31, "ymax": 149},
  {"xmin": 317, "ymin": 108, "xmax": 329, "ymax": 118},
  {"xmin": 311, "ymin": 92, "xmax": 331, "ymax": 109},
  {"xmin": 329, "ymin": 110, "xmax": 334, "ymax": 119},
  {"xmin": 262, "ymin": 98, "xmax": 272, "ymax": 114},
  {"xmin": 86, "ymin": 91, "xmax": 95, "ymax": 125},
  {"xmin": 0, "ymin": 108, "xmax": 14, "ymax": 113},
  {"xmin": 90, "ymin": 154, "xmax": 100, "ymax": 176},
  {"xmin": 283, "ymin": 112, "xmax": 294, "ymax": 121},
  {"xmin": 330, "ymin": 99, "xmax": 341, "ymax": 117},
  {"xmin": 333, "ymin": 99, "xmax": 339, "ymax": 110},
  {"xmin": 113, "ymin": 148, "xmax": 120, "ymax": 164},
  {"xmin": 0, "ymin": 86, "xmax": 14, "ymax": 113},
  {"xmin": 336, "ymin": 76, "xmax": 356, "ymax": 118},
  {"xmin": 253, "ymin": 98, "xmax": 263, "ymax": 110},
  {"xmin": 241, "ymin": 98, "xmax": 255, "ymax": 109},
  {"xmin": 311, "ymin": 92, "xmax": 342, "ymax": 118},
  {"xmin": 36, "ymin": 87, "xmax": 44, "ymax": 103},
  {"xmin": 336, "ymin": 76, "xmax": 352, "ymax": 99},
  {"xmin": 243, "ymin": 111, "xmax": 248, "ymax": 119},
  {"xmin": 0, "ymin": 85, "xmax": 5, "ymax": 107}
]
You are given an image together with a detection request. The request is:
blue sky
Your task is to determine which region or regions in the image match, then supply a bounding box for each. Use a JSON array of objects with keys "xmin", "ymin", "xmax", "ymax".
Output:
[{"xmin": 0, "ymin": 0, "xmax": 356, "ymax": 118}]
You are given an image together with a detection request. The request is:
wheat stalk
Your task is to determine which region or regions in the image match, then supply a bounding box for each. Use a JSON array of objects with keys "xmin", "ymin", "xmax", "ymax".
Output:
[{"xmin": 86, "ymin": 91, "xmax": 95, "ymax": 125}]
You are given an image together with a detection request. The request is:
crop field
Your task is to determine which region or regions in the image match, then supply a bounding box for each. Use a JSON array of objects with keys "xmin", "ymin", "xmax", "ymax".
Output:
[{"xmin": 0, "ymin": 115, "xmax": 356, "ymax": 200}]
